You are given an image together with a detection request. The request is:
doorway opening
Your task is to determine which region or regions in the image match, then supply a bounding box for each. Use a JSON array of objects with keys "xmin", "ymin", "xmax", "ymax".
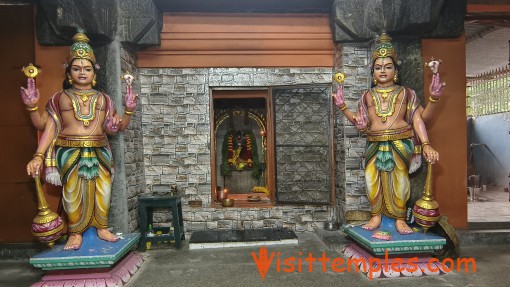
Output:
[
  {"xmin": 466, "ymin": 23, "xmax": 510, "ymax": 228},
  {"xmin": 209, "ymin": 85, "xmax": 334, "ymax": 207},
  {"xmin": 210, "ymin": 89, "xmax": 273, "ymax": 207}
]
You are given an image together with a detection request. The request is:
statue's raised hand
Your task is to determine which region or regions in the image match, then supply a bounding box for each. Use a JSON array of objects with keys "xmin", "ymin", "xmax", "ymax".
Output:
[
  {"xmin": 21, "ymin": 78, "xmax": 40, "ymax": 108},
  {"xmin": 353, "ymin": 104, "xmax": 368, "ymax": 131},
  {"xmin": 426, "ymin": 59, "xmax": 441, "ymax": 74},
  {"xmin": 124, "ymin": 84, "xmax": 138, "ymax": 112},
  {"xmin": 332, "ymin": 86, "xmax": 345, "ymax": 108},
  {"xmin": 426, "ymin": 58, "xmax": 446, "ymax": 99},
  {"xmin": 105, "ymin": 99, "xmax": 120, "ymax": 133},
  {"xmin": 429, "ymin": 73, "xmax": 446, "ymax": 99}
]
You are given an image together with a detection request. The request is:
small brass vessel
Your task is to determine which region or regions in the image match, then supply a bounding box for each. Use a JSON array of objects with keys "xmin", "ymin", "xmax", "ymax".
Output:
[{"xmin": 221, "ymin": 198, "xmax": 234, "ymax": 207}]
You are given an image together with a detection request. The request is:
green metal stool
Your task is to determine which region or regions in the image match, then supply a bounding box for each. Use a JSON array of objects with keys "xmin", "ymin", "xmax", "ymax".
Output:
[{"xmin": 138, "ymin": 194, "xmax": 185, "ymax": 251}]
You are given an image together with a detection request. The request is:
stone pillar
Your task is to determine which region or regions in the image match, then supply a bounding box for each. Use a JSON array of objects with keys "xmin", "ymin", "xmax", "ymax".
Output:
[
  {"xmin": 35, "ymin": 0, "xmax": 161, "ymax": 233},
  {"xmin": 95, "ymin": 41, "xmax": 129, "ymax": 233},
  {"xmin": 330, "ymin": 0, "xmax": 466, "ymax": 221}
]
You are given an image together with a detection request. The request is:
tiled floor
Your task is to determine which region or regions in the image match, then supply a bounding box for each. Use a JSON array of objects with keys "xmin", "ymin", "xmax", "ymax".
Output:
[{"xmin": 468, "ymin": 186, "xmax": 510, "ymax": 222}]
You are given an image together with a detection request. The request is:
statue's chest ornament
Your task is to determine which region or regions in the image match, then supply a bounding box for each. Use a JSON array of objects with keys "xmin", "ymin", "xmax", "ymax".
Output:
[
  {"xmin": 65, "ymin": 89, "xmax": 100, "ymax": 127},
  {"xmin": 370, "ymin": 86, "xmax": 403, "ymax": 123}
]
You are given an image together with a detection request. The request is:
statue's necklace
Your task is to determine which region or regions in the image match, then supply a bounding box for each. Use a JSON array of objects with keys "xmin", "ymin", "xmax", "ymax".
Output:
[
  {"xmin": 70, "ymin": 88, "xmax": 96, "ymax": 103},
  {"xmin": 373, "ymin": 85, "xmax": 398, "ymax": 100},
  {"xmin": 369, "ymin": 86, "xmax": 402, "ymax": 123},
  {"xmin": 65, "ymin": 89, "xmax": 99, "ymax": 127}
]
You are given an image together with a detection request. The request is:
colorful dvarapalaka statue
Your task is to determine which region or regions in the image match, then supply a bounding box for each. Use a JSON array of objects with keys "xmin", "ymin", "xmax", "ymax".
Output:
[
  {"xmin": 333, "ymin": 33, "xmax": 445, "ymax": 235},
  {"xmin": 22, "ymin": 33, "xmax": 138, "ymax": 250}
]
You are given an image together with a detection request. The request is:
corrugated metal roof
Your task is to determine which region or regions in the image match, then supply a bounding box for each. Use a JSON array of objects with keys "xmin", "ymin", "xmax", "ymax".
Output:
[{"xmin": 466, "ymin": 23, "xmax": 510, "ymax": 77}]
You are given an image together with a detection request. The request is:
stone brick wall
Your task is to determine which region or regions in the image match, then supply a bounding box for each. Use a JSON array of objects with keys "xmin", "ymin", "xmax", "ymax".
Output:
[
  {"xmin": 139, "ymin": 67, "xmax": 336, "ymax": 233},
  {"xmin": 334, "ymin": 43, "xmax": 372, "ymax": 219}
]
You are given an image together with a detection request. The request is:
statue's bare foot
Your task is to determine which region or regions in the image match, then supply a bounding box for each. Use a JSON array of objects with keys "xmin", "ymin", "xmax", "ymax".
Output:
[
  {"xmin": 396, "ymin": 219, "xmax": 413, "ymax": 235},
  {"xmin": 362, "ymin": 214, "xmax": 382, "ymax": 231},
  {"xmin": 64, "ymin": 233, "xmax": 82, "ymax": 251},
  {"xmin": 97, "ymin": 228, "xmax": 120, "ymax": 242}
]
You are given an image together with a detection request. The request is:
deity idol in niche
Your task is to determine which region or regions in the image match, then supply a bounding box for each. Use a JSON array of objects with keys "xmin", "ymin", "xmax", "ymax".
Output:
[
  {"xmin": 218, "ymin": 109, "xmax": 265, "ymax": 194},
  {"xmin": 228, "ymin": 130, "xmax": 253, "ymax": 170}
]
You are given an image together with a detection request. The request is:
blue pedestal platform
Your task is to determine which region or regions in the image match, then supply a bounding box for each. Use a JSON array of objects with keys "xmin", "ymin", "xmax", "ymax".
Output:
[
  {"xmin": 343, "ymin": 215, "xmax": 446, "ymax": 256},
  {"xmin": 30, "ymin": 227, "xmax": 140, "ymax": 270},
  {"xmin": 342, "ymin": 215, "xmax": 448, "ymax": 279},
  {"xmin": 30, "ymin": 227, "xmax": 143, "ymax": 287}
]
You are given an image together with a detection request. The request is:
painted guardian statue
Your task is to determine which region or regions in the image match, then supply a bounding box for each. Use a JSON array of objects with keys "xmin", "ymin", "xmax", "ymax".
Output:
[
  {"xmin": 22, "ymin": 33, "xmax": 138, "ymax": 250},
  {"xmin": 333, "ymin": 33, "xmax": 446, "ymax": 235}
]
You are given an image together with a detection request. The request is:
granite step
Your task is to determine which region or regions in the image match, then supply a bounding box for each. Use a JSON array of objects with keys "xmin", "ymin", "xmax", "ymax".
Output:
[
  {"xmin": 188, "ymin": 228, "xmax": 298, "ymax": 249},
  {"xmin": 457, "ymin": 228, "xmax": 510, "ymax": 246}
]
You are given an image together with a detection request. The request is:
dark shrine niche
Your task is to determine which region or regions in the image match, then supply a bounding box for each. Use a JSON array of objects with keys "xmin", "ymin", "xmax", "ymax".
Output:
[{"xmin": 213, "ymin": 98, "xmax": 267, "ymax": 194}]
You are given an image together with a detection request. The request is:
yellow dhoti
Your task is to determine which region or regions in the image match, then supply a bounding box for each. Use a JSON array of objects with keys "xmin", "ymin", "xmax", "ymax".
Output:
[
  {"xmin": 365, "ymin": 127, "xmax": 414, "ymax": 219},
  {"xmin": 55, "ymin": 136, "xmax": 112, "ymax": 234}
]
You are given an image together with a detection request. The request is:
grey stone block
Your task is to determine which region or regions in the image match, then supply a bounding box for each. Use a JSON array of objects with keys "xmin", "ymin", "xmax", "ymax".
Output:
[
  {"xmin": 206, "ymin": 221, "xmax": 218, "ymax": 229},
  {"xmin": 36, "ymin": 0, "xmax": 117, "ymax": 45},
  {"xmin": 118, "ymin": 0, "xmax": 162, "ymax": 46},
  {"xmin": 151, "ymin": 154, "xmax": 170, "ymax": 165},
  {"xmin": 217, "ymin": 220, "xmax": 233, "ymax": 229},
  {"xmin": 149, "ymin": 93, "xmax": 169, "ymax": 104},
  {"xmin": 151, "ymin": 184, "xmax": 172, "ymax": 194},
  {"xmin": 331, "ymin": 0, "xmax": 464, "ymax": 42},
  {"xmin": 37, "ymin": 0, "xmax": 161, "ymax": 46}
]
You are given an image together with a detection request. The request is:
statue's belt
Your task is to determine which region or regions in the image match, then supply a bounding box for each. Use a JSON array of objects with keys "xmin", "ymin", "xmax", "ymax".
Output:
[
  {"xmin": 367, "ymin": 127, "xmax": 413, "ymax": 142},
  {"xmin": 55, "ymin": 135, "xmax": 107, "ymax": 148}
]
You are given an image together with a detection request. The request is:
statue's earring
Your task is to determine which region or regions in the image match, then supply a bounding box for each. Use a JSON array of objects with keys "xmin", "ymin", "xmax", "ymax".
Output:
[
  {"xmin": 373, "ymin": 78, "xmax": 378, "ymax": 85},
  {"xmin": 92, "ymin": 76, "xmax": 97, "ymax": 87},
  {"xmin": 393, "ymin": 74, "xmax": 398, "ymax": 82},
  {"xmin": 67, "ymin": 75, "xmax": 73, "ymax": 85}
]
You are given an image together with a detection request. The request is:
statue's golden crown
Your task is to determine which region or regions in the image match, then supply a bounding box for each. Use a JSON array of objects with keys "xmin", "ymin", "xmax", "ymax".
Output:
[
  {"xmin": 68, "ymin": 32, "xmax": 96, "ymax": 64},
  {"xmin": 372, "ymin": 33, "xmax": 398, "ymax": 64}
]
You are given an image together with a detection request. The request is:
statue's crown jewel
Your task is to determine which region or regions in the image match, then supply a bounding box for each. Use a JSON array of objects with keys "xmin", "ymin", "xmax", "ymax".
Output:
[
  {"xmin": 372, "ymin": 32, "xmax": 398, "ymax": 64},
  {"xmin": 68, "ymin": 32, "xmax": 96, "ymax": 65}
]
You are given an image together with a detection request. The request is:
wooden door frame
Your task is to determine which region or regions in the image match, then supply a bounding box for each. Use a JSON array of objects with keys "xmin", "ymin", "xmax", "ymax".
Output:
[{"xmin": 209, "ymin": 88, "xmax": 275, "ymax": 206}]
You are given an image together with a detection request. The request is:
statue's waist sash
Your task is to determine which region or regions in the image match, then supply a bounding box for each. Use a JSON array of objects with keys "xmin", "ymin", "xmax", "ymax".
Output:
[
  {"xmin": 367, "ymin": 126, "xmax": 413, "ymax": 142},
  {"xmin": 55, "ymin": 135, "xmax": 107, "ymax": 148}
]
